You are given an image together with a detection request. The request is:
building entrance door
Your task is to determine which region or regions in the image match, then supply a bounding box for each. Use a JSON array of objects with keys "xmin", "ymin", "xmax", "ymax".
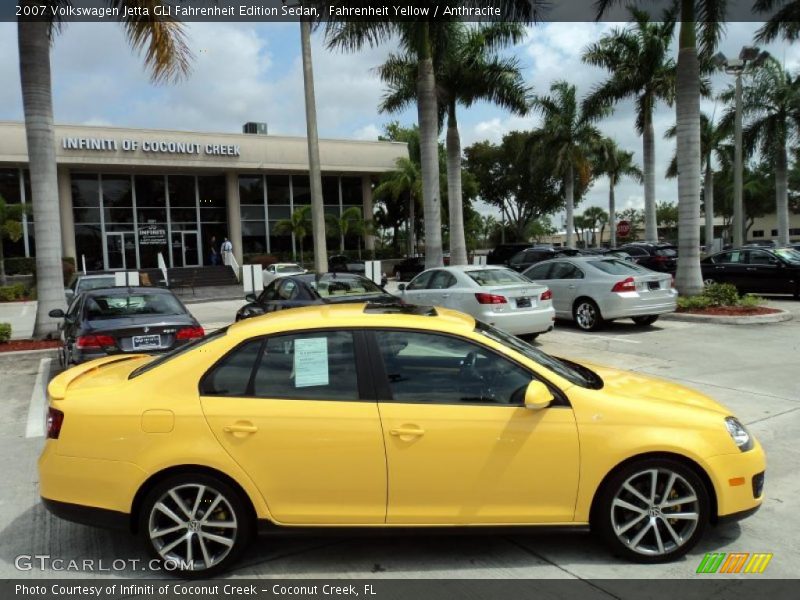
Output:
[
  {"xmin": 171, "ymin": 231, "xmax": 200, "ymax": 268},
  {"xmin": 105, "ymin": 232, "xmax": 136, "ymax": 270}
]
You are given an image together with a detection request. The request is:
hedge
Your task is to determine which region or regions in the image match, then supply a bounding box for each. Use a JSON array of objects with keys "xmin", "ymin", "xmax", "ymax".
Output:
[{"xmin": 0, "ymin": 323, "xmax": 10, "ymax": 343}]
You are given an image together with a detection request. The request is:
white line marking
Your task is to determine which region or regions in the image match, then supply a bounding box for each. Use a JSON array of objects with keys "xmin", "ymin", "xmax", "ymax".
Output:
[
  {"xmin": 26, "ymin": 357, "xmax": 52, "ymax": 438},
  {"xmin": 589, "ymin": 335, "xmax": 642, "ymax": 344}
]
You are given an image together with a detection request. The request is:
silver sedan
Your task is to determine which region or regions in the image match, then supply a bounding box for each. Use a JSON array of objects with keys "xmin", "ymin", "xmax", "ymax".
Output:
[
  {"xmin": 522, "ymin": 257, "xmax": 677, "ymax": 331},
  {"xmin": 398, "ymin": 265, "xmax": 555, "ymax": 337}
]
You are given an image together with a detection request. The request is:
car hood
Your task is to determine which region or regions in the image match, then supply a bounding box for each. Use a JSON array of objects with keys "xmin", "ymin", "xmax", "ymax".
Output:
[{"xmin": 582, "ymin": 362, "xmax": 730, "ymax": 416}]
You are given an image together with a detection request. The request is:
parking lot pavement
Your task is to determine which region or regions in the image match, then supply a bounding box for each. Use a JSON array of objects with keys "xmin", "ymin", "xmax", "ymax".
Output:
[{"xmin": 0, "ymin": 306, "xmax": 797, "ymax": 580}]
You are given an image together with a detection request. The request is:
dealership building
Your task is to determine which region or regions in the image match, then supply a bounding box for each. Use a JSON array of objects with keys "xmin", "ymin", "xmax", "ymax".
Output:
[{"xmin": 0, "ymin": 121, "xmax": 407, "ymax": 271}]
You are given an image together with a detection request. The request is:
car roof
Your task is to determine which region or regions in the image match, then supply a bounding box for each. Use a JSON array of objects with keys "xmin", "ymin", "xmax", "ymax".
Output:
[
  {"xmin": 77, "ymin": 273, "xmax": 116, "ymax": 279},
  {"xmin": 83, "ymin": 286, "xmax": 174, "ymax": 296},
  {"xmin": 228, "ymin": 302, "xmax": 475, "ymax": 338},
  {"xmin": 423, "ymin": 265, "xmax": 513, "ymax": 273}
]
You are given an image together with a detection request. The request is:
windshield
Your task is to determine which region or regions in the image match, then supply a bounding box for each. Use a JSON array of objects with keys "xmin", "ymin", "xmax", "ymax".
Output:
[
  {"xmin": 475, "ymin": 321, "xmax": 602, "ymax": 389},
  {"xmin": 655, "ymin": 247, "xmax": 677, "ymax": 257},
  {"xmin": 467, "ymin": 268, "xmax": 530, "ymax": 286},
  {"xmin": 775, "ymin": 248, "xmax": 800, "ymax": 264},
  {"xmin": 129, "ymin": 327, "xmax": 228, "ymax": 379},
  {"xmin": 310, "ymin": 275, "xmax": 383, "ymax": 297},
  {"xmin": 77, "ymin": 277, "xmax": 116, "ymax": 293},
  {"xmin": 587, "ymin": 259, "xmax": 649, "ymax": 275},
  {"xmin": 85, "ymin": 293, "xmax": 185, "ymax": 320},
  {"xmin": 276, "ymin": 264, "xmax": 303, "ymax": 273}
]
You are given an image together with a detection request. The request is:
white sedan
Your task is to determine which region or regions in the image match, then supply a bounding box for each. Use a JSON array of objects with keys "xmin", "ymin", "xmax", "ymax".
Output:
[
  {"xmin": 262, "ymin": 262, "xmax": 307, "ymax": 286},
  {"xmin": 399, "ymin": 265, "xmax": 555, "ymax": 338}
]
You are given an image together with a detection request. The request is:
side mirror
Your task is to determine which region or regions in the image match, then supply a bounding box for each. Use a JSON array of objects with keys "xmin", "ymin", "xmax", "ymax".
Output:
[
  {"xmin": 397, "ymin": 283, "xmax": 406, "ymax": 291},
  {"xmin": 64, "ymin": 289, "xmax": 74, "ymax": 300},
  {"xmin": 48, "ymin": 309, "xmax": 65, "ymax": 319},
  {"xmin": 524, "ymin": 380, "xmax": 554, "ymax": 410},
  {"xmin": 245, "ymin": 293, "xmax": 257, "ymax": 302}
]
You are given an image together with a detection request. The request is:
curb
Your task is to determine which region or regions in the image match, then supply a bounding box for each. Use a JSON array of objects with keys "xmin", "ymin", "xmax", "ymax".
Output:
[
  {"xmin": 660, "ymin": 309, "xmax": 793, "ymax": 325},
  {"xmin": 0, "ymin": 347, "xmax": 59, "ymax": 358}
]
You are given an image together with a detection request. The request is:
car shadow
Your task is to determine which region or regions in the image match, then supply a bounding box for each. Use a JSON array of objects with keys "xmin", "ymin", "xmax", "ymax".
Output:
[{"xmin": 554, "ymin": 318, "xmax": 668, "ymax": 336}]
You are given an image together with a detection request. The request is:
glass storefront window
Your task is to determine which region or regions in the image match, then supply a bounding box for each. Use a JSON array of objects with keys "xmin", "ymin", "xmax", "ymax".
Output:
[
  {"xmin": 137, "ymin": 207, "xmax": 167, "ymax": 224},
  {"xmin": 322, "ymin": 176, "xmax": 339, "ymax": 206},
  {"xmin": 266, "ymin": 175, "xmax": 290, "ymax": 204},
  {"xmin": 72, "ymin": 174, "xmax": 100, "ymax": 208},
  {"xmin": 268, "ymin": 222, "xmax": 292, "ymax": 254},
  {"xmin": 169, "ymin": 175, "xmax": 196, "ymax": 208},
  {"xmin": 170, "ymin": 208, "xmax": 197, "ymax": 223},
  {"xmin": 341, "ymin": 176, "xmax": 362, "ymax": 205},
  {"xmin": 0, "ymin": 168, "xmax": 25, "ymax": 259},
  {"xmin": 242, "ymin": 221, "xmax": 267, "ymax": 254},
  {"xmin": 239, "ymin": 175, "xmax": 263, "ymax": 205},
  {"xmin": 75, "ymin": 224, "xmax": 103, "ymax": 271},
  {"xmin": 241, "ymin": 206, "xmax": 264, "ymax": 221},
  {"xmin": 102, "ymin": 175, "xmax": 132, "ymax": 208},
  {"xmin": 134, "ymin": 175, "xmax": 166, "ymax": 209},
  {"xmin": 103, "ymin": 208, "xmax": 133, "ymax": 224},
  {"xmin": 292, "ymin": 175, "xmax": 310, "ymax": 205}
]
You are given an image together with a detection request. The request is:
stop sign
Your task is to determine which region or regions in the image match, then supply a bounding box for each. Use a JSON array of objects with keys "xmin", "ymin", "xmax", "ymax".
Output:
[{"xmin": 616, "ymin": 220, "xmax": 631, "ymax": 238}]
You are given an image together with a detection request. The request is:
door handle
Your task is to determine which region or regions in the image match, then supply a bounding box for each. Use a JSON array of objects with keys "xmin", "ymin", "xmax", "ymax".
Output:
[
  {"xmin": 746, "ymin": 267, "xmax": 757, "ymax": 271},
  {"xmin": 390, "ymin": 427, "xmax": 425, "ymax": 437},
  {"xmin": 441, "ymin": 293, "xmax": 450, "ymax": 298},
  {"xmin": 568, "ymin": 285, "xmax": 576, "ymax": 289},
  {"xmin": 223, "ymin": 422, "xmax": 258, "ymax": 434}
]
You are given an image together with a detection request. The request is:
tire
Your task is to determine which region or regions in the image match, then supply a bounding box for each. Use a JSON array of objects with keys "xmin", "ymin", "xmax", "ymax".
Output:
[
  {"xmin": 632, "ymin": 315, "xmax": 659, "ymax": 327},
  {"xmin": 593, "ymin": 458, "xmax": 709, "ymax": 563},
  {"xmin": 139, "ymin": 473, "xmax": 253, "ymax": 577},
  {"xmin": 573, "ymin": 298, "xmax": 604, "ymax": 332},
  {"xmin": 703, "ymin": 278, "xmax": 716, "ymax": 287}
]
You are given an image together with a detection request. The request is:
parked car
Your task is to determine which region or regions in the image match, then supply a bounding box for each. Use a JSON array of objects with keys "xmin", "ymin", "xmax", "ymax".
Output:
[
  {"xmin": 744, "ymin": 240, "xmax": 777, "ymax": 248},
  {"xmin": 601, "ymin": 249, "xmax": 635, "ymax": 262},
  {"xmin": 700, "ymin": 247, "xmax": 800, "ymax": 297},
  {"xmin": 393, "ymin": 256, "xmax": 426, "ymax": 281},
  {"xmin": 616, "ymin": 243, "xmax": 678, "ymax": 272},
  {"xmin": 523, "ymin": 257, "xmax": 677, "ymax": 331},
  {"xmin": 508, "ymin": 246, "xmax": 586, "ymax": 272},
  {"xmin": 64, "ymin": 273, "xmax": 117, "ymax": 303},
  {"xmin": 48, "ymin": 286, "xmax": 203, "ymax": 366},
  {"xmin": 40, "ymin": 302, "xmax": 765, "ymax": 575},
  {"xmin": 236, "ymin": 272, "xmax": 395, "ymax": 321},
  {"xmin": 398, "ymin": 265, "xmax": 555, "ymax": 338},
  {"xmin": 262, "ymin": 262, "xmax": 306, "ymax": 286},
  {"xmin": 487, "ymin": 242, "xmax": 531, "ymax": 265},
  {"xmin": 330, "ymin": 255, "xmax": 388, "ymax": 287}
]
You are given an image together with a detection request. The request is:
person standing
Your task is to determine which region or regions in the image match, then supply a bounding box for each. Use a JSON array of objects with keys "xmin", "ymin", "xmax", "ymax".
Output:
[
  {"xmin": 221, "ymin": 237, "xmax": 233, "ymax": 266},
  {"xmin": 209, "ymin": 236, "xmax": 219, "ymax": 265}
]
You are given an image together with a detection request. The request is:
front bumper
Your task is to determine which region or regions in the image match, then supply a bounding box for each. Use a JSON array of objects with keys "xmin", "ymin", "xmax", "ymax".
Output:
[{"xmin": 705, "ymin": 441, "xmax": 766, "ymax": 519}]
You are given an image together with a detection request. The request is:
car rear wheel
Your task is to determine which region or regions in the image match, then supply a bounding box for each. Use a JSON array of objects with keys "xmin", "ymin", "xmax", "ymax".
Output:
[
  {"xmin": 573, "ymin": 299, "xmax": 603, "ymax": 331},
  {"xmin": 703, "ymin": 278, "xmax": 716, "ymax": 286},
  {"xmin": 594, "ymin": 458, "xmax": 709, "ymax": 563},
  {"xmin": 140, "ymin": 473, "xmax": 253, "ymax": 577},
  {"xmin": 632, "ymin": 315, "xmax": 659, "ymax": 327}
]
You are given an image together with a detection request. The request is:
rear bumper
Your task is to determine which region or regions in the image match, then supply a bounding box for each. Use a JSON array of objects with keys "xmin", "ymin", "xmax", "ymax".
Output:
[
  {"xmin": 599, "ymin": 290, "xmax": 678, "ymax": 320},
  {"xmin": 477, "ymin": 306, "xmax": 556, "ymax": 335},
  {"xmin": 41, "ymin": 498, "xmax": 129, "ymax": 531}
]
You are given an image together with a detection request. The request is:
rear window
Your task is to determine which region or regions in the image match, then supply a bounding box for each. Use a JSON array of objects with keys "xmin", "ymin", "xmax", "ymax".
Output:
[
  {"xmin": 276, "ymin": 264, "xmax": 303, "ymax": 273},
  {"xmin": 77, "ymin": 277, "xmax": 116, "ymax": 293},
  {"xmin": 310, "ymin": 275, "xmax": 383, "ymax": 297},
  {"xmin": 775, "ymin": 248, "xmax": 800, "ymax": 264},
  {"xmin": 655, "ymin": 248, "xmax": 677, "ymax": 257},
  {"xmin": 467, "ymin": 269, "xmax": 529, "ymax": 286},
  {"xmin": 85, "ymin": 293, "xmax": 185, "ymax": 319},
  {"xmin": 587, "ymin": 259, "xmax": 649, "ymax": 275}
]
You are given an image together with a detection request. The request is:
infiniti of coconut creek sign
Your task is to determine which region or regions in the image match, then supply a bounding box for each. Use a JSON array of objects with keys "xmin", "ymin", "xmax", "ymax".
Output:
[{"xmin": 61, "ymin": 137, "xmax": 241, "ymax": 157}]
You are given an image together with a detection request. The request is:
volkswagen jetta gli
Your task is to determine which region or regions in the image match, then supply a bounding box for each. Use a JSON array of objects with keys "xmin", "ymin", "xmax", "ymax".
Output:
[{"xmin": 40, "ymin": 303, "xmax": 765, "ymax": 576}]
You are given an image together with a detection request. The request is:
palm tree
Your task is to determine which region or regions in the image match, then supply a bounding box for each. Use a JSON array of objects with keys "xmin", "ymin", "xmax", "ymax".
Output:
[
  {"xmin": 582, "ymin": 10, "xmax": 675, "ymax": 244},
  {"xmin": 755, "ymin": 0, "xmax": 800, "ymax": 43},
  {"xmin": 0, "ymin": 195, "xmax": 31, "ymax": 286},
  {"xmin": 324, "ymin": 4, "xmax": 540, "ymax": 270},
  {"xmin": 376, "ymin": 23, "xmax": 530, "ymax": 267},
  {"xmin": 18, "ymin": 0, "xmax": 191, "ymax": 336},
  {"xmin": 581, "ymin": 206, "xmax": 610, "ymax": 248},
  {"xmin": 597, "ymin": 0, "xmax": 726, "ymax": 296},
  {"xmin": 274, "ymin": 205, "xmax": 312, "ymax": 265},
  {"xmin": 530, "ymin": 81, "xmax": 607, "ymax": 248},
  {"xmin": 721, "ymin": 56, "xmax": 800, "ymax": 246},
  {"xmin": 326, "ymin": 206, "xmax": 368, "ymax": 256},
  {"xmin": 374, "ymin": 157, "xmax": 422, "ymax": 256},
  {"xmin": 666, "ymin": 112, "xmax": 730, "ymax": 248},
  {"xmin": 595, "ymin": 138, "xmax": 643, "ymax": 248}
]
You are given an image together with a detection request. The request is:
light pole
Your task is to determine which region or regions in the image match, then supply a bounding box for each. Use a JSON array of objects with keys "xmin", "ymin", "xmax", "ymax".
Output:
[{"xmin": 714, "ymin": 47, "xmax": 769, "ymax": 248}]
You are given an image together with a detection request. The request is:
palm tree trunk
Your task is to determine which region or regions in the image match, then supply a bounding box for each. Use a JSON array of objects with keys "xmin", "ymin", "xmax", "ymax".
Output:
[
  {"xmin": 643, "ymin": 104, "xmax": 658, "ymax": 243},
  {"xmin": 674, "ymin": 8, "xmax": 703, "ymax": 296},
  {"xmin": 704, "ymin": 158, "xmax": 714, "ymax": 250},
  {"xmin": 565, "ymin": 165, "xmax": 575, "ymax": 248},
  {"xmin": 446, "ymin": 103, "xmax": 468, "ymax": 266},
  {"xmin": 609, "ymin": 175, "xmax": 617, "ymax": 248},
  {"xmin": 408, "ymin": 193, "xmax": 415, "ymax": 255},
  {"xmin": 416, "ymin": 32, "xmax": 444, "ymax": 269},
  {"xmin": 775, "ymin": 141, "xmax": 790, "ymax": 246},
  {"xmin": 18, "ymin": 18, "xmax": 64, "ymax": 337}
]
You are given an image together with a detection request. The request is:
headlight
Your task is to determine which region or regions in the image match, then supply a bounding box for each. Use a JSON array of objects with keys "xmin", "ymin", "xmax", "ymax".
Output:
[{"xmin": 725, "ymin": 416, "xmax": 753, "ymax": 452}]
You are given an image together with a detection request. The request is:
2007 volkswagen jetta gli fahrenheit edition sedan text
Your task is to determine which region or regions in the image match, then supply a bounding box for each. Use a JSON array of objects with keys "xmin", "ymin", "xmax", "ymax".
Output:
[{"xmin": 39, "ymin": 303, "xmax": 765, "ymax": 576}]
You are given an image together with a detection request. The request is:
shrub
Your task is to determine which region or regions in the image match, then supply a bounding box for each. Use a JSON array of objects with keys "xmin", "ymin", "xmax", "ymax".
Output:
[
  {"xmin": 0, "ymin": 323, "xmax": 10, "ymax": 343},
  {"xmin": 0, "ymin": 284, "xmax": 27, "ymax": 302},
  {"xmin": 702, "ymin": 283, "xmax": 740, "ymax": 307},
  {"xmin": 2, "ymin": 257, "xmax": 35, "ymax": 275},
  {"xmin": 677, "ymin": 295, "xmax": 711, "ymax": 310},
  {"xmin": 740, "ymin": 294, "xmax": 764, "ymax": 309}
]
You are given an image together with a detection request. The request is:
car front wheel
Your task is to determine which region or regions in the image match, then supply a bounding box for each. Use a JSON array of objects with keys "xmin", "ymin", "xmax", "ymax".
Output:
[
  {"xmin": 140, "ymin": 473, "xmax": 253, "ymax": 577},
  {"xmin": 594, "ymin": 458, "xmax": 709, "ymax": 563}
]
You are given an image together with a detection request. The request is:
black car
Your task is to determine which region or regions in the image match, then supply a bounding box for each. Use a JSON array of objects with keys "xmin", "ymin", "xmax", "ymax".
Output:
[
  {"xmin": 701, "ymin": 246, "xmax": 800, "ymax": 296},
  {"xmin": 487, "ymin": 243, "xmax": 531, "ymax": 265},
  {"xmin": 330, "ymin": 254, "xmax": 388, "ymax": 287},
  {"xmin": 508, "ymin": 246, "xmax": 586, "ymax": 272},
  {"xmin": 393, "ymin": 256, "xmax": 426, "ymax": 282},
  {"xmin": 48, "ymin": 286, "xmax": 203, "ymax": 366},
  {"xmin": 236, "ymin": 272, "xmax": 397, "ymax": 320},
  {"xmin": 616, "ymin": 243, "xmax": 678, "ymax": 272}
]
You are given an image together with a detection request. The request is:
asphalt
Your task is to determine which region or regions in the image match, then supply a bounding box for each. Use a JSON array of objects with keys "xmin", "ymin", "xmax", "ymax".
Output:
[{"xmin": 0, "ymin": 296, "xmax": 797, "ymax": 580}]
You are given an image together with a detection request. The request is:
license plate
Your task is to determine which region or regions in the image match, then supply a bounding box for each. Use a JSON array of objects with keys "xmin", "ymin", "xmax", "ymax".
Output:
[
  {"xmin": 648, "ymin": 281, "xmax": 661, "ymax": 290},
  {"xmin": 515, "ymin": 296, "xmax": 533, "ymax": 308},
  {"xmin": 132, "ymin": 334, "xmax": 161, "ymax": 350}
]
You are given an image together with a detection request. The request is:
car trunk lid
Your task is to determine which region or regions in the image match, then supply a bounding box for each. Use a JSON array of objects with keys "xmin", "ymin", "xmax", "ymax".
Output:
[{"xmin": 48, "ymin": 354, "xmax": 151, "ymax": 400}]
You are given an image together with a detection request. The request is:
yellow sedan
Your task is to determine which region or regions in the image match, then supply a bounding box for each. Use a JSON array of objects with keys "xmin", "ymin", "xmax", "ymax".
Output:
[{"xmin": 39, "ymin": 303, "xmax": 765, "ymax": 575}]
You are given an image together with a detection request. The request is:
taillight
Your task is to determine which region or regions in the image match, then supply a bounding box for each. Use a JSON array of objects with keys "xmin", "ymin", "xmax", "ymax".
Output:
[
  {"xmin": 475, "ymin": 292, "xmax": 507, "ymax": 305},
  {"xmin": 76, "ymin": 334, "xmax": 116, "ymax": 349},
  {"xmin": 46, "ymin": 407, "xmax": 64, "ymax": 439},
  {"xmin": 540, "ymin": 289, "xmax": 552, "ymax": 301},
  {"xmin": 653, "ymin": 255, "xmax": 670, "ymax": 262},
  {"xmin": 611, "ymin": 277, "xmax": 636, "ymax": 293},
  {"xmin": 176, "ymin": 326, "xmax": 205, "ymax": 340}
]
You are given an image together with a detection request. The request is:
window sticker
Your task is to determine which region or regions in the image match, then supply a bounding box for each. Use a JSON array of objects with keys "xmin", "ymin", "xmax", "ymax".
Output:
[{"xmin": 294, "ymin": 337, "xmax": 329, "ymax": 387}]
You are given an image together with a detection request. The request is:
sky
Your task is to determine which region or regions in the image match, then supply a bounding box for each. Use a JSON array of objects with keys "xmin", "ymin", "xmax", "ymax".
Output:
[{"xmin": 1, "ymin": 18, "xmax": 799, "ymax": 228}]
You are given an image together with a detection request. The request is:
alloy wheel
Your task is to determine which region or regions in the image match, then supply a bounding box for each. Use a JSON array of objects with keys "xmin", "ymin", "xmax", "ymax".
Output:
[
  {"xmin": 609, "ymin": 467, "xmax": 700, "ymax": 557},
  {"xmin": 575, "ymin": 302, "xmax": 598, "ymax": 330},
  {"xmin": 148, "ymin": 483, "xmax": 238, "ymax": 571}
]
